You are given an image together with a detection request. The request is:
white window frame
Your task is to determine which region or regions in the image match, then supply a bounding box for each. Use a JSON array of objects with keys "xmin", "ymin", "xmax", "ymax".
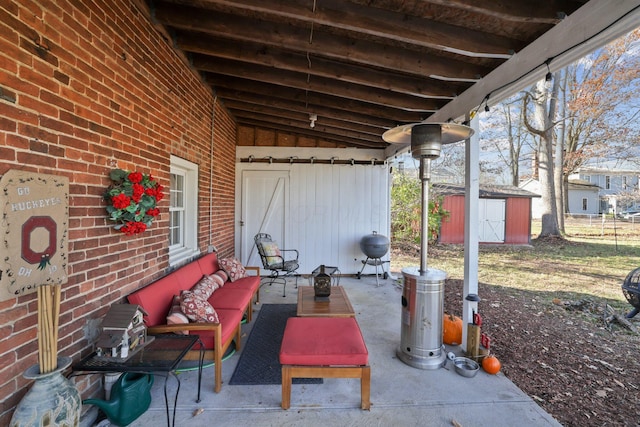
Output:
[
  {"xmin": 582, "ymin": 198, "xmax": 588, "ymax": 211},
  {"xmin": 605, "ymin": 175, "xmax": 611, "ymax": 190},
  {"xmin": 169, "ymin": 156, "xmax": 199, "ymax": 266}
]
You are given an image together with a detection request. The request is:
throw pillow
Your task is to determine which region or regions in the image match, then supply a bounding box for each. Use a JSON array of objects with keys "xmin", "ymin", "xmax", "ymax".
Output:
[
  {"xmin": 261, "ymin": 241, "xmax": 282, "ymax": 266},
  {"xmin": 208, "ymin": 272, "xmax": 225, "ymax": 289},
  {"xmin": 166, "ymin": 295, "xmax": 188, "ymax": 334},
  {"xmin": 213, "ymin": 269, "xmax": 228, "ymax": 286},
  {"xmin": 190, "ymin": 275, "xmax": 219, "ymax": 300},
  {"xmin": 180, "ymin": 291, "xmax": 219, "ymax": 323},
  {"xmin": 219, "ymin": 257, "xmax": 248, "ymax": 282}
]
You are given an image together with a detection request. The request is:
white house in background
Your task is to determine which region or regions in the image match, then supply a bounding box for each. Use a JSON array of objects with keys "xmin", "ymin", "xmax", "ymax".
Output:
[
  {"xmin": 520, "ymin": 178, "xmax": 600, "ymax": 218},
  {"xmin": 565, "ymin": 179, "xmax": 601, "ymax": 215},
  {"xmin": 570, "ymin": 160, "xmax": 640, "ymax": 214}
]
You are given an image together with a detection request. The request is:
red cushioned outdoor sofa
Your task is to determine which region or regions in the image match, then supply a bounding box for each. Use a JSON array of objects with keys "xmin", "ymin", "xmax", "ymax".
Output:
[{"xmin": 127, "ymin": 252, "xmax": 260, "ymax": 392}]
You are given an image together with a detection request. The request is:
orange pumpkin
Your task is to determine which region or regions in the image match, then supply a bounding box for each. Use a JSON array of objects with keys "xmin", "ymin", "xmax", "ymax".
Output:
[
  {"xmin": 442, "ymin": 313, "xmax": 463, "ymax": 345},
  {"xmin": 482, "ymin": 355, "xmax": 501, "ymax": 374}
]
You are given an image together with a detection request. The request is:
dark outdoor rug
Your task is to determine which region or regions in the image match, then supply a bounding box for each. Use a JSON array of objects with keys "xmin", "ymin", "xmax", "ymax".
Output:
[{"xmin": 229, "ymin": 304, "xmax": 322, "ymax": 385}]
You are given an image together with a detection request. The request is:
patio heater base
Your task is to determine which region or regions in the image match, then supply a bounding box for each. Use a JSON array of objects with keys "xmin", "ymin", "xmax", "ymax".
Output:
[{"xmin": 397, "ymin": 267, "xmax": 447, "ymax": 370}]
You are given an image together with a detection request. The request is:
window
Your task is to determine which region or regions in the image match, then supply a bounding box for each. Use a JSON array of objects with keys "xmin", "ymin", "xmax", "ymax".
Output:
[
  {"xmin": 169, "ymin": 156, "xmax": 199, "ymax": 266},
  {"xmin": 582, "ymin": 198, "xmax": 588, "ymax": 211},
  {"xmin": 605, "ymin": 176, "xmax": 611, "ymax": 190},
  {"xmin": 623, "ymin": 176, "xmax": 628, "ymax": 189}
]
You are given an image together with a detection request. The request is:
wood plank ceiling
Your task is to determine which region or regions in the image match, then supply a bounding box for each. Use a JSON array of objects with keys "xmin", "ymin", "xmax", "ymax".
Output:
[{"xmin": 144, "ymin": 0, "xmax": 588, "ymax": 149}]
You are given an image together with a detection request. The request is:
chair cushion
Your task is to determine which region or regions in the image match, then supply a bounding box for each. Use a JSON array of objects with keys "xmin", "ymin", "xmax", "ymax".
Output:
[
  {"xmin": 196, "ymin": 252, "xmax": 220, "ymax": 275},
  {"xmin": 128, "ymin": 274, "xmax": 185, "ymax": 327},
  {"xmin": 224, "ymin": 275, "xmax": 260, "ymax": 294},
  {"xmin": 219, "ymin": 257, "xmax": 248, "ymax": 282},
  {"xmin": 261, "ymin": 241, "xmax": 281, "ymax": 266},
  {"xmin": 208, "ymin": 287, "xmax": 253, "ymax": 310},
  {"xmin": 279, "ymin": 317, "xmax": 368, "ymax": 366},
  {"xmin": 282, "ymin": 260, "xmax": 299, "ymax": 272},
  {"xmin": 196, "ymin": 308, "xmax": 244, "ymax": 350}
]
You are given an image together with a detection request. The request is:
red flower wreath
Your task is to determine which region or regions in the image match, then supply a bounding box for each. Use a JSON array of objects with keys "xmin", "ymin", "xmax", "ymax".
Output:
[{"xmin": 104, "ymin": 169, "xmax": 164, "ymax": 235}]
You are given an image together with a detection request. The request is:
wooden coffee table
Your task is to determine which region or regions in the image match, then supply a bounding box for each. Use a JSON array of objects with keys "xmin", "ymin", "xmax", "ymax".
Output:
[{"xmin": 297, "ymin": 286, "xmax": 355, "ymax": 317}]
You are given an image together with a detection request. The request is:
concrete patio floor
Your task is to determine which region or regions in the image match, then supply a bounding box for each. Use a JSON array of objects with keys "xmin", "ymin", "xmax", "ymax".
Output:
[{"xmin": 118, "ymin": 275, "xmax": 561, "ymax": 427}]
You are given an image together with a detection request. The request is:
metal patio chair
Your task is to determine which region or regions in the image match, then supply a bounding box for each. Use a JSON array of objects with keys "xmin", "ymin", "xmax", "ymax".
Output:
[{"xmin": 254, "ymin": 233, "xmax": 299, "ymax": 297}]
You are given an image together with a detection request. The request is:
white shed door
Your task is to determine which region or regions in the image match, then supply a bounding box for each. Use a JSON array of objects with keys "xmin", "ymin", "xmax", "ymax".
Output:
[
  {"xmin": 479, "ymin": 199, "xmax": 505, "ymax": 243},
  {"xmin": 240, "ymin": 170, "xmax": 289, "ymax": 269}
]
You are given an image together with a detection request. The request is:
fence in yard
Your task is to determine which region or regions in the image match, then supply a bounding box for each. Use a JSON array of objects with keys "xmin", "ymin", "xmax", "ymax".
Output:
[{"xmin": 531, "ymin": 214, "xmax": 639, "ymax": 238}]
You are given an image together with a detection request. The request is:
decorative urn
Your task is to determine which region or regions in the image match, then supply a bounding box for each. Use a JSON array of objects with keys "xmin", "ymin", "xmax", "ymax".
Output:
[{"xmin": 313, "ymin": 265, "xmax": 332, "ymax": 301}]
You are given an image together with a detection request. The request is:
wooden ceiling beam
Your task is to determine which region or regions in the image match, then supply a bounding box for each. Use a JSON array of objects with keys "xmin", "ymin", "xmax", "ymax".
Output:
[
  {"xmin": 208, "ymin": 75, "xmax": 429, "ymax": 123},
  {"xmin": 153, "ymin": 2, "xmax": 493, "ymax": 81},
  {"xmin": 223, "ymin": 99, "xmax": 386, "ymax": 136},
  {"xmin": 194, "ymin": 56, "xmax": 444, "ymax": 111},
  {"xmin": 220, "ymin": 96, "xmax": 396, "ymax": 130},
  {"xmin": 236, "ymin": 119, "xmax": 385, "ymax": 149},
  {"xmin": 164, "ymin": 0, "xmax": 524, "ymax": 57},
  {"xmin": 176, "ymin": 32, "xmax": 466, "ymax": 99},
  {"xmin": 232, "ymin": 110, "xmax": 383, "ymax": 143},
  {"xmin": 426, "ymin": 0, "xmax": 581, "ymax": 23}
]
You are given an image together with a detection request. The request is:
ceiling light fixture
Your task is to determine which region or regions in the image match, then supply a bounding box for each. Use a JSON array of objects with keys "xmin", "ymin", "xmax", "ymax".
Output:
[{"xmin": 309, "ymin": 113, "xmax": 317, "ymax": 128}]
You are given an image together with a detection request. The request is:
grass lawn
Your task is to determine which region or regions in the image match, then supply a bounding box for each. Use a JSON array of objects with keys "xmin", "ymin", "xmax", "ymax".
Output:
[{"xmin": 390, "ymin": 216, "xmax": 640, "ymax": 313}]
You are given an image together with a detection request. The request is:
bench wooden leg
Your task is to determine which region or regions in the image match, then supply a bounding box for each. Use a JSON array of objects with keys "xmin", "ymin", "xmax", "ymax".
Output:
[
  {"xmin": 281, "ymin": 366, "xmax": 292, "ymax": 409},
  {"xmin": 234, "ymin": 323, "xmax": 242, "ymax": 351},
  {"xmin": 361, "ymin": 365, "xmax": 371, "ymax": 410},
  {"xmin": 245, "ymin": 304, "xmax": 252, "ymax": 323}
]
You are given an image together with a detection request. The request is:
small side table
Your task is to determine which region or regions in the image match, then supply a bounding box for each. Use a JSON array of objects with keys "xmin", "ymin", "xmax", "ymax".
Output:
[{"xmin": 73, "ymin": 334, "xmax": 203, "ymax": 427}]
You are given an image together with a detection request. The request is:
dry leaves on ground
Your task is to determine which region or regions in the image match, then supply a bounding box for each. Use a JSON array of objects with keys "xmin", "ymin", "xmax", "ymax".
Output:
[{"xmin": 443, "ymin": 278, "xmax": 640, "ymax": 427}]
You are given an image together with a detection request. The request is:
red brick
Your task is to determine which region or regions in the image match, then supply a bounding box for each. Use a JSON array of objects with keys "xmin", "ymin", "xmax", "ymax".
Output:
[
  {"xmin": 0, "ymin": 116, "xmax": 15, "ymax": 131},
  {"xmin": 18, "ymin": 123, "xmax": 58, "ymax": 143},
  {"xmin": 19, "ymin": 36, "xmax": 59, "ymax": 68},
  {"xmin": 0, "ymin": 68, "xmax": 38, "ymax": 97},
  {"xmin": 39, "ymin": 115, "xmax": 74, "ymax": 135},
  {"xmin": 0, "ymin": 7, "xmax": 38, "ymax": 43},
  {"xmin": 53, "ymin": 70, "xmax": 69, "ymax": 85},
  {"xmin": 40, "ymin": 88, "xmax": 73, "ymax": 111},
  {"xmin": 18, "ymin": 93, "xmax": 58, "ymax": 117},
  {"xmin": 16, "ymin": 151, "xmax": 57, "ymax": 168}
]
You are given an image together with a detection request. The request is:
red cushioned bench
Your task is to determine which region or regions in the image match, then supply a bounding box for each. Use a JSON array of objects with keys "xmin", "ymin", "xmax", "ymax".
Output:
[{"xmin": 279, "ymin": 317, "xmax": 371, "ymax": 410}]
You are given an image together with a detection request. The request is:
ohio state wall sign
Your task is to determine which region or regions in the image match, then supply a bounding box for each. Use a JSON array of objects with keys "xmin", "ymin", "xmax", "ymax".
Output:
[{"xmin": 0, "ymin": 170, "xmax": 69, "ymax": 301}]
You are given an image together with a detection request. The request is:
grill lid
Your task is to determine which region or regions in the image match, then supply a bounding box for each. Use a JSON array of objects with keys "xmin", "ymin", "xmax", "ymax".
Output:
[{"xmin": 360, "ymin": 232, "xmax": 389, "ymax": 259}]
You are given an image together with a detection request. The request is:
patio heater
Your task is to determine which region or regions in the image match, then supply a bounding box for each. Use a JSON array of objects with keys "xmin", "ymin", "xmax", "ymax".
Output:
[{"xmin": 383, "ymin": 122, "xmax": 473, "ymax": 369}]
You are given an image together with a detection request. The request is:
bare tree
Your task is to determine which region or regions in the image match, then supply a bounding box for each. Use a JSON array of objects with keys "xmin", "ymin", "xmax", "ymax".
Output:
[
  {"xmin": 563, "ymin": 29, "xmax": 640, "ymax": 177},
  {"xmin": 523, "ymin": 76, "xmax": 562, "ymax": 237},
  {"xmin": 481, "ymin": 97, "xmax": 531, "ymax": 186}
]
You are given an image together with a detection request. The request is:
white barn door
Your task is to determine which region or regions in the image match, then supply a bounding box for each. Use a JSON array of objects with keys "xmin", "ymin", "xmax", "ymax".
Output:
[
  {"xmin": 235, "ymin": 147, "xmax": 390, "ymax": 275},
  {"xmin": 479, "ymin": 199, "xmax": 505, "ymax": 243},
  {"xmin": 240, "ymin": 170, "xmax": 289, "ymax": 269}
]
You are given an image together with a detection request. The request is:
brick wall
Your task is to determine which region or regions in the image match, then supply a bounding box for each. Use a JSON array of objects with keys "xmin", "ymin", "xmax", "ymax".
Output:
[{"xmin": 0, "ymin": 1, "xmax": 236, "ymax": 422}]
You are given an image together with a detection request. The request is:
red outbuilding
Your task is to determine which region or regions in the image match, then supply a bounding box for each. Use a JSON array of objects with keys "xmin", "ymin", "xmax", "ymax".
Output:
[{"xmin": 434, "ymin": 183, "xmax": 539, "ymax": 245}]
